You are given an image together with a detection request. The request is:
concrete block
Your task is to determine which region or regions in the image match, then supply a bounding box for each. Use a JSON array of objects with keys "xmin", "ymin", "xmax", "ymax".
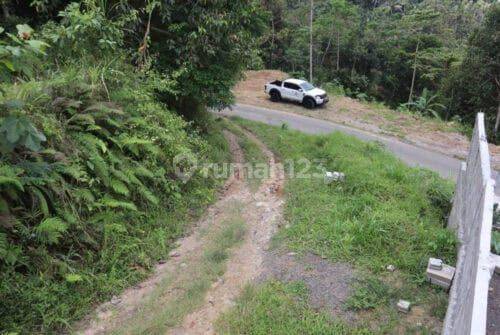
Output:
[
  {"xmin": 430, "ymin": 277, "xmax": 452, "ymax": 290},
  {"xmin": 397, "ymin": 300, "xmax": 411, "ymax": 313},
  {"xmin": 429, "ymin": 258, "xmax": 443, "ymax": 270},
  {"xmin": 426, "ymin": 262, "xmax": 455, "ymax": 290}
]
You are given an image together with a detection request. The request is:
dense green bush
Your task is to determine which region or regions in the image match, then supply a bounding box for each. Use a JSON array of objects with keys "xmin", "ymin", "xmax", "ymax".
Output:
[
  {"xmin": 0, "ymin": 60, "xmax": 230, "ymax": 332},
  {"xmin": 0, "ymin": 3, "xmax": 232, "ymax": 332}
]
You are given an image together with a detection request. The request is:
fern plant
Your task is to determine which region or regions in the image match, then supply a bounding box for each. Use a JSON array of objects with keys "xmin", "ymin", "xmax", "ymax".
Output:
[{"xmin": 34, "ymin": 217, "xmax": 68, "ymax": 245}]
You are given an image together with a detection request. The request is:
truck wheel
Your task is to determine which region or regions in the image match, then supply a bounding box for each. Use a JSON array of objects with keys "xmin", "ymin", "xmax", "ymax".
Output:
[
  {"xmin": 303, "ymin": 97, "xmax": 316, "ymax": 109},
  {"xmin": 270, "ymin": 90, "xmax": 281, "ymax": 102}
]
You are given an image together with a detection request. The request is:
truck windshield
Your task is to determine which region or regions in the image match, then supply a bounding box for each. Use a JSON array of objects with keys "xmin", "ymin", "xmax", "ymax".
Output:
[{"xmin": 300, "ymin": 82, "xmax": 315, "ymax": 91}]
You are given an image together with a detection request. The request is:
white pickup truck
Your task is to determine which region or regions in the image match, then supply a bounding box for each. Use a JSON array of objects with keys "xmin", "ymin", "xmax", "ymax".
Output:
[{"xmin": 264, "ymin": 78, "xmax": 329, "ymax": 109}]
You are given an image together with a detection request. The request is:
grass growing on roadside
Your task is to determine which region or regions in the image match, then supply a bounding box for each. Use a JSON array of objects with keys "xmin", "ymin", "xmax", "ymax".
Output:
[
  {"xmin": 217, "ymin": 117, "xmax": 454, "ymax": 334},
  {"xmin": 113, "ymin": 203, "xmax": 246, "ymax": 334},
  {"xmin": 231, "ymin": 117, "xmax": 456, "ymax": 282},
  {"xmin": 216, "ymin": 281, "xmax": 371, "ymax": 335},
  {"xmin": 345, "ymin": 277, "xmax": 391, "ymax": 311}
]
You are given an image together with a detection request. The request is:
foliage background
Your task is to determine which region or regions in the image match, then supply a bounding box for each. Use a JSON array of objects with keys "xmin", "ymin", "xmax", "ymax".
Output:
[{"xmin": 258, "ymin": 0, "xmax": 499, "ymax": 141}]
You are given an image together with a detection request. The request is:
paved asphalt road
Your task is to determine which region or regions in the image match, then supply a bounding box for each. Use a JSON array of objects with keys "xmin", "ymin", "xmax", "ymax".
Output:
[{"xmin": 219, "ymin": 103, "xmax": 499, "ymax": 196}]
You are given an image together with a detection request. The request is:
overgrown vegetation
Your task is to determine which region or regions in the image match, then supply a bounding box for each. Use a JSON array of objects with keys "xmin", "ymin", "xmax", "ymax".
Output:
[
  {"xmin": 231, "ymin": 117, "xmax": 456, "ymax": 281},
  {"xmin": 0, "ymin": 1, "xmax": 262, "ymax": 332},
  {"xmin": 259, "ymin": 0, "xmax": 499, "ymax": 141}
]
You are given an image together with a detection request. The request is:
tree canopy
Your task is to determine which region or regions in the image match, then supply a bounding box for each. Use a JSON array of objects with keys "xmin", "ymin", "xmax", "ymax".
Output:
[{"xmin": 258, "ymin": 0, "xmax": 499, "ymax": 141}]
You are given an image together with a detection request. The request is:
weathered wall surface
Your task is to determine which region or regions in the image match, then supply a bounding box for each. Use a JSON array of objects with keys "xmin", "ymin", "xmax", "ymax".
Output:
[{"xmin": 443, "ymin": 113, "xmax": 496, "ymax": 335}]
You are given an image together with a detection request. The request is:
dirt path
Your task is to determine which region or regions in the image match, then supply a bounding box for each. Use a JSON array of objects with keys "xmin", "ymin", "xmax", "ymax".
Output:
[
  {"xmin": 170, "ymin": 130, "xmax": 285, "ymax": 334},
  {"xmin": 76, "ymin": 129, "xmax": 285, "ymax": 335}
]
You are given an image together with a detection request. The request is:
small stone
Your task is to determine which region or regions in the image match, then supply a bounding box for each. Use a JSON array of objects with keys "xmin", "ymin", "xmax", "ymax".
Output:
[
  {"xmin": 180, "ymin": 263, "xmax": 187, "ymax": 268},
  {"xmin": 397, "ymin": 300, "xmax": 411, "ymax": 313},
  {"xmin": 324, "ymin": 171, "xmax": 345, "ymax": 184},
  {"xmin": 287, "ymin": 252, "xmax": 297, "ymax": 256},
  {"xmin": 256, "ymin": 202, "xmax": 265, "ymax": 207},
  {"xmin": 110, "ymin": 296, "xmax": 121, "ymax": 306},
  {"xmin": 386, "ymin": 265, "xmax": 396, "ymax": 272},
  {"xmin": 169, "ymin": 251, "xmax": 181, "ymax": 258}
]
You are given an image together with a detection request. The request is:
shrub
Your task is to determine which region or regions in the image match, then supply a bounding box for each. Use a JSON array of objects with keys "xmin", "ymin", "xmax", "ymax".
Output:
[{"xmin": 0, "ymin": 57, "xmax": 227, "ymax": 334}]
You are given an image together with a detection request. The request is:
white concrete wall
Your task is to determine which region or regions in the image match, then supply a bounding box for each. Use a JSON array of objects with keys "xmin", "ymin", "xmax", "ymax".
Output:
[{"xmin": 443, "ymin": 113, "xmax": 496, "ymax": 335}]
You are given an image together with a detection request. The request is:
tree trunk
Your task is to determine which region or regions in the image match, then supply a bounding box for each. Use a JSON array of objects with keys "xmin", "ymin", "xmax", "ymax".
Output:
[
  {"xmin": 309, "ymin": 0, "xmax": 314, "ymax": 83},
  {"xmin": 495, "ymin": 99, "xmax": 500, "ymax": 138},
  {"xmin": 494, "ymin": 78, "xmax": 500, "ymax": 141},
  {"xmin": 320, "ymin": 35, "xmax": 332, "ymax": 66},
  {"xmin": 2, "ymin": 2, "xmax": 10, "ymax": 20},
  {"xmin": 270, "ymin": 16, "xmax": 275, "ymax": 68},
  {"xmin": 408, "ymin": 39, "xmax": 420, "ymax": 104},
  {"xmin": 336, "ymin": 30, "xmax": 340, "ymax": 71}
]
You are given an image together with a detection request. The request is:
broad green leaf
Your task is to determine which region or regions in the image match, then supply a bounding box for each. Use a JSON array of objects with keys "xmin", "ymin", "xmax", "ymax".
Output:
[
  {"xmin": 65, "ymin": 274, "xmax": 84, "ymax": 283},
  {"xmin": 0, "ymin": 59, "xmax": 15, "ymax": 71},
  {"xmin": 16, "ymin": 24, "xmax": 34, "ymax": 39},
  {"xmin": 27, "ymin": 40, "xmax": 49, "ymax": 54}
]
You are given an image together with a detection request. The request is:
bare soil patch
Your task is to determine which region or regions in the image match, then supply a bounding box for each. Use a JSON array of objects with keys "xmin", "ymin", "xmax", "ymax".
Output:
[
  {"xmin": 234, "ymin": 70, "xmax": 500, "ymax": 169},
  {"xmin": 258, "ymin": 250, "xmax": 355, "ymax": 320}
]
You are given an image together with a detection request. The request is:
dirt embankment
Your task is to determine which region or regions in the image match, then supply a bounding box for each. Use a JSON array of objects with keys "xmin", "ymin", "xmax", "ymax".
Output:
[{"xmin": 234, "ymin": 70, "xmax": 500, "ymax": 169}]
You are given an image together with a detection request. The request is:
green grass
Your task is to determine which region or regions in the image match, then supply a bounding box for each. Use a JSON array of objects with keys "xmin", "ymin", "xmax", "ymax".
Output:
[
  {"xmin": 216, "ymin": 281, "xmax": 371, "ymax": 335},
  {"xmin": 492, "ymin": 230, "xmax": 500, "ymax": 255},
  {"xmin": 344, "ymin": 277, "xmax": 391, "ymax": 311},
  {"xmin": 345, "ymin": 273, "xmax": 448, "ymax": 316},
  {"xmin": 113, "ymin": 202, "xmax": 247, "ymax": 334},
  {"xmin": 231, "ymin": 117, "xmax": 456, "ymax": 283}
]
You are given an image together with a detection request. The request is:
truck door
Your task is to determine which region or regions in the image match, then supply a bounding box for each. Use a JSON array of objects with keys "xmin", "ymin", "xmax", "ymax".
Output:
[{"xmin": 283, "ymin": 82, "xmax": 302, "ymax": 102}]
